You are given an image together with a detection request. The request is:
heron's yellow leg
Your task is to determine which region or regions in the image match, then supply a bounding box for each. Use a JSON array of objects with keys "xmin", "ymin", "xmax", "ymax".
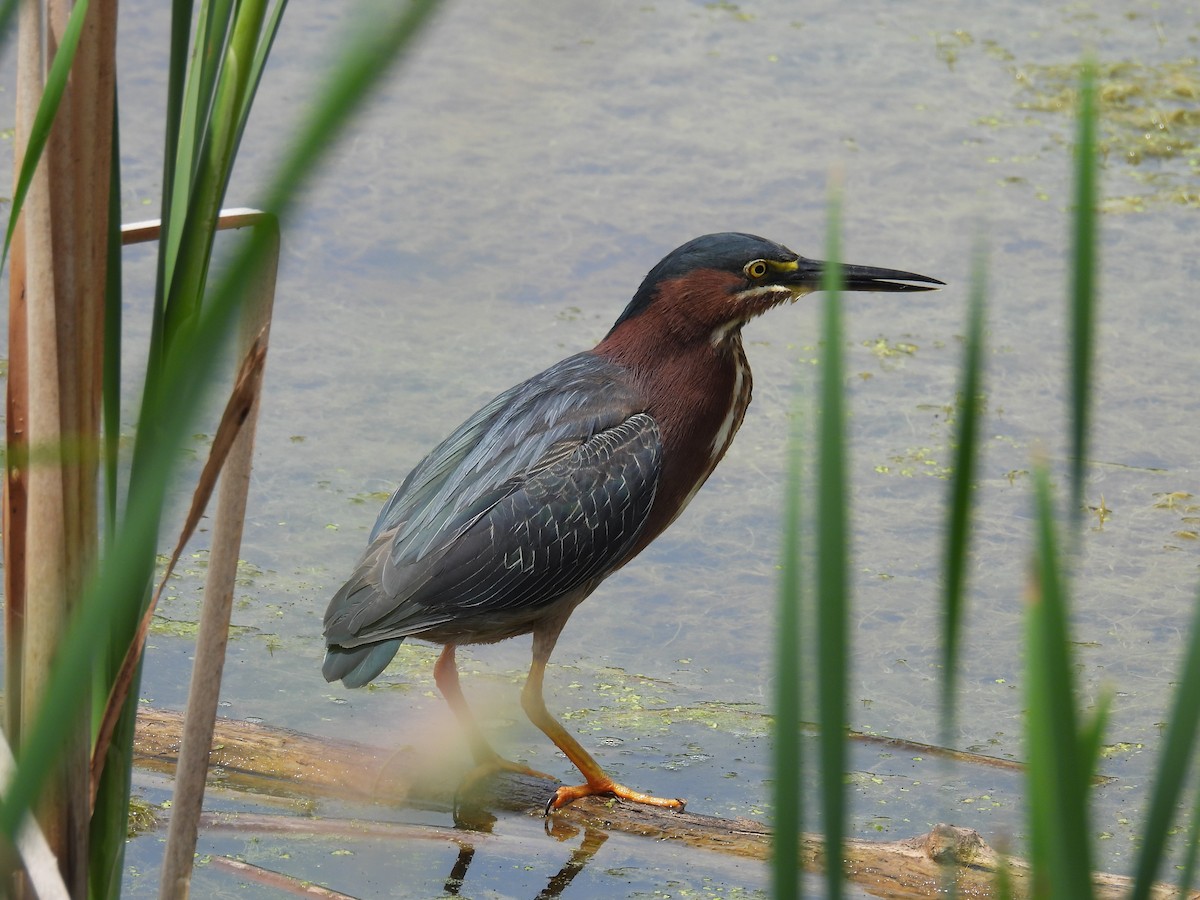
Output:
[
  {"xmin": 434, "ymin": 644, "xmax": 554, "ymax": 785},
  {"xmin": 520, "ymin": 641, "xmax": 685, "ymax": 813}
]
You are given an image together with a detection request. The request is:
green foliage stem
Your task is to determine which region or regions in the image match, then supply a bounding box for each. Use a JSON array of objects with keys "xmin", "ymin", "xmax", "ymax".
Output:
[
  {"xmin": 816, "ymin": 190, "xmax": 848, "ymax": 900},
  {"xmin": 772, "ymin": 388, "xmax": 805, "ymax": 899}
]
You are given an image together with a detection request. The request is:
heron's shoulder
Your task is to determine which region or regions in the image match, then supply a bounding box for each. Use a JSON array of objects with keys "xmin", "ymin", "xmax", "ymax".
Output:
[{"xmin": 369, "ymin": 352, "xmax": 645, "ymax": 544}]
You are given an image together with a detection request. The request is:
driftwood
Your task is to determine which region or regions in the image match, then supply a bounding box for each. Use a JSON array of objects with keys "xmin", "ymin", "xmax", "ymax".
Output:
[
  {"xmin": 133, "ymin": 707, "xmax": 1193, "ymax": 900},
  {"xmin": 209, "ymin": 855, "xmax": 355, "ymax": 898}
]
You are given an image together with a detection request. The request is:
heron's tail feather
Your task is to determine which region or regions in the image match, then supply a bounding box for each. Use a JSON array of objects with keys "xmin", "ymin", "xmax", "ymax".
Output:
[{"xmin": 322, "ymin": 638, "xmax": 405, "ymax": 688}]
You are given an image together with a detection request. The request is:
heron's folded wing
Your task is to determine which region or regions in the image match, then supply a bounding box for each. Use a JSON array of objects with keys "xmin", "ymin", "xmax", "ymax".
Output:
[
  {"xmin": 326, "ymin": 412, "xmax": 660, "ymax": 643},
  {"xmin": 324, "ymin": 354, "xmax": 660, "ymax": 646}
]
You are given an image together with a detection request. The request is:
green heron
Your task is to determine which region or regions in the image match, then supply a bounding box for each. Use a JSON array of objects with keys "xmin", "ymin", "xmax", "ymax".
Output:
[{"xmin": 323, "ymin": 232, "xmax": 941, "ymax": 812}]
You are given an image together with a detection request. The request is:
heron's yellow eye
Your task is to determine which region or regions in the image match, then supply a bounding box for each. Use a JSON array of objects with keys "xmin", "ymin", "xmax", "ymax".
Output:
[{"xmin": 745, "ymin": 260, "xmax": 768, "ymax": 279}]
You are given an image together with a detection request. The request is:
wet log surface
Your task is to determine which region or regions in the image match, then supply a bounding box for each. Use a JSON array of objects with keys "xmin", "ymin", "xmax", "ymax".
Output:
[{"xmin": 134, "ymin": 707, "xmax": 1194, "ymax": 900}]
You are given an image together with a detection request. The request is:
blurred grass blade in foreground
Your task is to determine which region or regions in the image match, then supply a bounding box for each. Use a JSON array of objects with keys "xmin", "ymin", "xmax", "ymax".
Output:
[
  {"xmin": 1068, "ymin": 58, "xmax": 1097, "ymax": 524},
  {"xmin": 816, "ymin": 186, "xmax": 849, "ymax": 900},
  {"xmin": 939, "ymin": 238, "xmax": 986, "ymax": 742},
  {"xmin": 772, "ymin": 364, "xmax": 806, "ymax": 899}
]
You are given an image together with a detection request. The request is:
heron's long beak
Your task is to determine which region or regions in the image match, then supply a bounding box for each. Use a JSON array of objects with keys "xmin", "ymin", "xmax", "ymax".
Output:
[{"xmin": 789, "ymin": 257, "xmax": 944, "ymax": 293}]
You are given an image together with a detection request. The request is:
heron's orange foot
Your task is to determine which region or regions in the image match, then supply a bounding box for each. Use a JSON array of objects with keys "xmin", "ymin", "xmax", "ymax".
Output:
[{"xmin": 543, "ymin": 779, "xmax": 686, "ymax": 815}]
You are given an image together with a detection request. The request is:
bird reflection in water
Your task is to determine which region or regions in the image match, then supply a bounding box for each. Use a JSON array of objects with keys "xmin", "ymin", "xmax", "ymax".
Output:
[{"xmin": 443, "ymin": 814, "xmax": 608, "ymax": 899}]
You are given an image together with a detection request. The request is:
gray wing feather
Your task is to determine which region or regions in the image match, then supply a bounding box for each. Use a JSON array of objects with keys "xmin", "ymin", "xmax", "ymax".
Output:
[{"xmin": 324, "ymin": 353, "xmax": 660, "ymax": 648}]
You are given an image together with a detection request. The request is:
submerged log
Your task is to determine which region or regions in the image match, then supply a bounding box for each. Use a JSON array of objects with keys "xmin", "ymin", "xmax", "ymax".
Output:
[{"xmin": 133, "ymin": 707, "xmax": 1193, "ymax": 900}]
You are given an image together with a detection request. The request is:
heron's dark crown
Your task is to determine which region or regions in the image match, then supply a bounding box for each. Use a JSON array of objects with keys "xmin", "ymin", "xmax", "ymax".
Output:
[{"xmin": 609, "ymin": 232, "xmax": 798, "ymax": 332}]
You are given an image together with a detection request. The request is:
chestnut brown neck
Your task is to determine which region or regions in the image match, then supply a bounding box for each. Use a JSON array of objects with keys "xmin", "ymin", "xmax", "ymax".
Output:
[{"xmin": 594, "ymin": 300, "xmax": 753, "ymax": 553}]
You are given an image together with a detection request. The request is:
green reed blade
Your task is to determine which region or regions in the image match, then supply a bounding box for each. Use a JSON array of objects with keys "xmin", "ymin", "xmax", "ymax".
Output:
[
  {"xmin": 1068, "ymin": 58, "xmax": 1097, "ymax": 523},
  {"xmin": 939, "ymin": 239, "xmax": 986, "ymax": 740},
  {"xmin": 1026, "ymin": 463, "xmax": 1095, "ymax": 899},
  {"xmin": 158, "ymin": 0, "xmax": 233, "ymax": 321},
  {"xmin": 1177, "ymin": 765, "xmax": 1200, "ymax": 896},
  {"xmin": 816, "ymin": 187, "xmax": 849, "ymax": 900},
  {"xmin": 773, "ymin": 376, "xmax": 806, "ymax": 900},
  {"xmin": 0, "ymin": 0, "xmax": 17, "ymax": 50},
  {"xmin": 147, "ymin": 0, "xmax": 200, "ymax": 377},
  {"xmin": 1129, "ymin": 585, "xmax": 1200, "ymax": 899},
  {"xmin": 162, "ymin": 0, "xmax": 272, "ymax": 350}
]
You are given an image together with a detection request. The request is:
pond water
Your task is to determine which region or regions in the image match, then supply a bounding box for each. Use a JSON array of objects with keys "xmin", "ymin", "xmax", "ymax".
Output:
[{"xmin": 5, "ymin": 0, "xmax": 1200, "ymax": 896}]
